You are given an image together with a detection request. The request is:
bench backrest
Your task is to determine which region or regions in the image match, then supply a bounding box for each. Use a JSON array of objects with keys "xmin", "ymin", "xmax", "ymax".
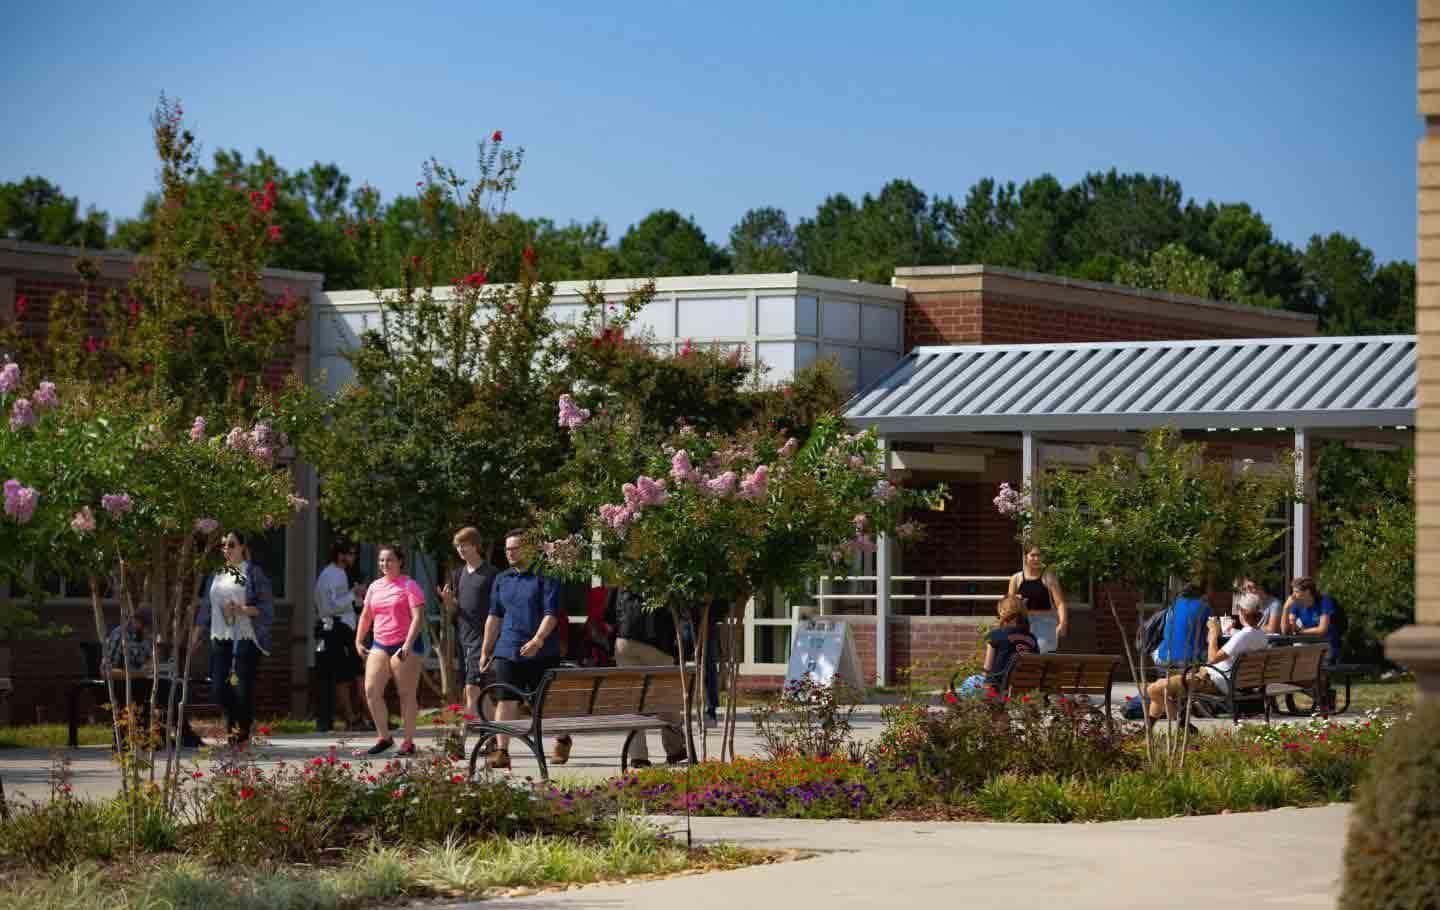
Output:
[
  {"xmin": 536, "ymin": 665, "xmax": 694, "ymax": 719},
  {"xmin": 1228, "ymin": 644, "xmax": 1328, "ymax": 692},
  {"xmin": 1005, "ymin": 653, "xmax": 1121, "ymax": 697}
]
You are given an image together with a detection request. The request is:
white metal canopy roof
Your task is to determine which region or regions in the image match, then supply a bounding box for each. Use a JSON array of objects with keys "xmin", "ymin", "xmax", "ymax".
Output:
[{"xmin": 844, "ymin": 335, "xmax": 1416, "ymax": 434}]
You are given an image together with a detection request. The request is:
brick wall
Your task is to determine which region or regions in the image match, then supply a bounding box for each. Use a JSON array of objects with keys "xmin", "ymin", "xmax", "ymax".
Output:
[
  {"xmin": 978, "ymin": 292, "xmax": 1263, "ymax": 344},
  {"xmin": 900, "ymin": 481, "xmax": 1018, "ymax": 581},
  {"xmin": 906, "ymin": 290, "xmax": 982, "ymax": 348}
]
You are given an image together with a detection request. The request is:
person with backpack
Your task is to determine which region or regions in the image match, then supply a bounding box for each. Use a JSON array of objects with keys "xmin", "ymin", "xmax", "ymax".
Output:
[{"xmin": 1283, "ymin": 576, "xmax": 1343, "ymax": 666}]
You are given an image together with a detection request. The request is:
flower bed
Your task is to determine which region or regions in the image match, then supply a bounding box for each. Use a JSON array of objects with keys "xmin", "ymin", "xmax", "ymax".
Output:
[{"xmin": 563, "ymin": 700, "xmax": 1395, "ymax": 824}]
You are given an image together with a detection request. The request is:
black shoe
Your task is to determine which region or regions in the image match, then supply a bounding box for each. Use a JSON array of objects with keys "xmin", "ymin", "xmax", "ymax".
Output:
[
  {"xmin": 665, "ymin": 751, "xmax": 689, "ymax": 765},
  {"xmin": 630, "ymin": 759, "xmax": 653, "ymax": 769},
  {"xmin": 181, "ymin": 732, "xmax": 204, "ymax": 749},
  {"xmin": 362, "ymin": 737, "xmax": 394, "ymax": 756}
]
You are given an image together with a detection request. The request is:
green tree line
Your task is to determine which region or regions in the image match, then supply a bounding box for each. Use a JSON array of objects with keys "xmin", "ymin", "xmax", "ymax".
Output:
[{"xmin": 1, "ymin": 161, "xmax": 1413, "ymax": 335}]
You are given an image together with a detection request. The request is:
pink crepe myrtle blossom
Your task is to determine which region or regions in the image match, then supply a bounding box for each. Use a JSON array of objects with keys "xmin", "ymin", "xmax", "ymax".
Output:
[
  {"xmin": 635, "ymin": 476, "xmax": 668, "ymax": 507},
  {"xmin": 101, "ymin": 493, "xmax": 133, "ymax": 518},
  {"xmin": 557, "ymin": 394, "xmax": 590, "ymax": 430},
  {"xmin": 671, "ymin": 450, "xmax": 696, "ymax": 483},
  {"xmin": 249, "ymin": 421, "xmax": 275, "ymax": 450},
  {"xmin": 872, "ymin": 480, "xmax": 898, "ymax": 502},
  {"xmin": 252, "ymin": 446, "xmax": 274, "ymax": 466},
  {"xmin": 703, "ymin": 471, "xmax": 737, "ymax": 497},
  {"xmin": 4, "ymin": 480, "xmax": 39, "ymax": 524},
  {"xmin": 845, "ymin": 533, "xmax": 877, "ymax": 555},
  {"xmin": 0, "ymin": 362, "xmax": 19, "ymax": 394},
  {"xmin": 9, "ymin": 398, "xmax": 35, "ymax": 431},
  {"xmin": 739, "ymin": 465, "xmax": 769, "ymax": 500},
  {"xmin": 599, "ymin": 503, "xmax": 635, "ymax": 534},
  {"xmin": 225, "ymin": 426, "xmax": 249, "ymax": 452},
  {"xmin": 72, "ymin": 506, "xmax": 97, "ymax": 534},
  {"xmin": 992, "ymin": 482, "xmax": 1031, "ymax": 517},
  {"xmin": 33, "ymin": 381, "xmax": 58, "ymax": 410},
  {"xmin": 190, "ymin": 416, "xmax": 206, "ymax": 442},
  {"xmin": 193, "ymin": 517, "xmax": 219, "ymax": 535}
]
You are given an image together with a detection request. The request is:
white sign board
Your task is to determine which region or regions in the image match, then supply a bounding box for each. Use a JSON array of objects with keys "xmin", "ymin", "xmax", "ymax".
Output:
[{"xmin": 785, "ymin": 619, "xmax": 865, "ymax": 691}]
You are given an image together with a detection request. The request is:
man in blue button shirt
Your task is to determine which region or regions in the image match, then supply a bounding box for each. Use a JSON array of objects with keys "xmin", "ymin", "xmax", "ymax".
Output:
[{"xmin": 478, "ymin": 529, "xmax": 572, "ymax": 770}]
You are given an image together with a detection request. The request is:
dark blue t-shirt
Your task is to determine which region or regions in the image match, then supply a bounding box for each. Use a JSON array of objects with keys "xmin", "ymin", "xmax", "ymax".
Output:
[
  {"xmin": 986, "ymin": 626, "xmax": 1038, "ymax": 685},
  {"xmin": 1289, "ymin": 595, "xmax": 1342, "ymax": 663},
  {"xmin": 489, "ymin": 568, "xmax": 562, "ymax": 661}
]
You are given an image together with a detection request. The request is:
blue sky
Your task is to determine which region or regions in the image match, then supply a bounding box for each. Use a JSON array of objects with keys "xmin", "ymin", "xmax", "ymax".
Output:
[{"xmin": 0, "ymin": 1, "xmax": 1418, "ymax": 265}]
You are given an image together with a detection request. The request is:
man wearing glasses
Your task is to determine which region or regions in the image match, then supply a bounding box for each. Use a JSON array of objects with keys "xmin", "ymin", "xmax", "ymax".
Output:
[{"xmin": 476, "ymin": 529, "xmax": 572, "ymax": 770}]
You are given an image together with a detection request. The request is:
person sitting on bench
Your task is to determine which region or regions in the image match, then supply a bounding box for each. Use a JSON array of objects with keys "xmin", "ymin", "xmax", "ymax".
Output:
[
  {"xmin": 1145, "ymin": 594, "xmax": 1268, "ymax": 730},
  {"xmin": 104, "ymin": 609, "xmax": 202, "ymax": 747}
]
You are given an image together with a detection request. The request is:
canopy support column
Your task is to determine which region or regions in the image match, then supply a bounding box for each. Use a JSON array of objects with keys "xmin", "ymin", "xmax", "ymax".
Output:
[
  {"xmin": 875, "ymin": 438, "xmax": 893, "ymax": 687},
  {"xmin": 1293, "ymin": 427, "xmax": 1313, "ymax": 579}
]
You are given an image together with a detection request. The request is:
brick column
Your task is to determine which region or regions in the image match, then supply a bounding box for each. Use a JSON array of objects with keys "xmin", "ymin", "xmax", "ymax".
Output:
[{"xmin": 1392, "ymin": 0, "xmax": 1440, "ymax": 697}]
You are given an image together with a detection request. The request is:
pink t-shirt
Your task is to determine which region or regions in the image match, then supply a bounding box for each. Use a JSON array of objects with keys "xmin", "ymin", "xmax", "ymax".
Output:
[{"xmin": 365, "ymin": 576, "xmax": 426, "ymax": 645}]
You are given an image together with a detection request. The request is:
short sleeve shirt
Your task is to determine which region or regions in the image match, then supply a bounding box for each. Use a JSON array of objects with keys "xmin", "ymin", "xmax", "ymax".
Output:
[
  {"xmin": 454, "ymin": 562, "xmax": 498, "ymax": 643},
  {"xmin": 489, "ymin": 568, "xmax": 562, "ymax": 661},
  {"xmin": 365, "ymin": 576, "xmax": 426, "ymax": 646},
  {"xmin": 1205, "ymin": 625, "xmax": 1269, "ymax": 691},
  {"xmin": 986, "ymin": 626, "xmax": 1038, "ymax": 685},
  {"xmin": 1290, "ymin": 595, "xmax": 1342, "ymax": 661}
]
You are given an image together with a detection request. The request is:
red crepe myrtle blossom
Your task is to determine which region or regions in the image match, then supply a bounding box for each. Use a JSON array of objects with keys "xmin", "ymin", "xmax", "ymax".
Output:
[
  {"xmin": 13, "ymin": 295, "xmax": 25, "ymax": 317},
  {"xmin": 451, "ymin": 774, "xmax": 465, "ymax": 783},
  {"xmin": 268, "ymin": 226, "xmax": 282, "ymax": 242},
  {"xmin": 239, "ymin": 787, "xmax": 255, "ymax": 800},
  {"xmin": 522, "ymin": 245, "xmax": 537, "ymax": 265},
  {"xmin": 344, "ymin": 226, "xmax": 355, "ymax": 236},
  {"xmin": 84, "ymin": 336, "xmax": 100, "ymax": 354},
  {"xmin": 492, "ymin": 130, "xmax": 503, "ymax": 142},
  {"xmin": 463, "ymin": 271, "xmax": 487, "ymax": 288}
]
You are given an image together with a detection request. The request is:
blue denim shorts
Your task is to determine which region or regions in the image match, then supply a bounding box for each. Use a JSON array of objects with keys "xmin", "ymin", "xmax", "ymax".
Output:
[{"xmin": 373, "ymin": 639, "xmax": 425, "ymax": 657}]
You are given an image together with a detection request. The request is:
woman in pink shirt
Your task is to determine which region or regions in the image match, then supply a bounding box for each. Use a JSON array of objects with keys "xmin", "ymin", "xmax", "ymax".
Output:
[{"xmin": 354, "ymin": 544, "xmax": 426, "ymax": 756}]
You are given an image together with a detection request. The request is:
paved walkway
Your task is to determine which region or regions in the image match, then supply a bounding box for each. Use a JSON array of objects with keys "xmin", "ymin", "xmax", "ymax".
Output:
[
  {"xmin": 478, "ymin": 806, "xmax": 1351, "ymax": 909},
  {"xmin": 0, "ymin": 686, "xmax": 1345, "ymax": 802}
]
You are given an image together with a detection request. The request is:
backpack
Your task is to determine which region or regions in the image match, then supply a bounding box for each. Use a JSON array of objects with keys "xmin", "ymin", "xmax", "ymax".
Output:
[{"xmin": 1136, "ymin": 608, "xmax": 1167, "ymax": 660}]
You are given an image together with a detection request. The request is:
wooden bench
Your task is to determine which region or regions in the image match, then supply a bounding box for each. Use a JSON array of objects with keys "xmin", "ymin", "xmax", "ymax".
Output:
[
  {"xmin": 1190, "ymin": 644, "xmax": 1330, "ymax": 724},
  {"xmin": 68, "ymin": 642, "xmax": 212, "ymax": 748},
  {"xmin": 1001, "ymin": 653, "xmax": 1123, "ymax": 715},
  {"xmin": 465, "ymin": 665, "xmax": 694, "ymax": 780}
]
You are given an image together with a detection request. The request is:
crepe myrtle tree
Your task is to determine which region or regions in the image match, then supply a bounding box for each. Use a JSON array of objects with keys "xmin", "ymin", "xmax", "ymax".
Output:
[
  {"xmin": 532, "ymin": 403, "xmax": 944, "ymax": 761},
  {"xmin": 0, "ymin": 364, "xmax": 298, "ymax": 829},
  {"xmin": 996, "ymin": 427, "xmax": 1295, "ymax": 765}
]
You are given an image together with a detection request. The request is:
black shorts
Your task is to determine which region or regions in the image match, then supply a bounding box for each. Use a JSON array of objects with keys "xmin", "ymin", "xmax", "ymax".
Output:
[
  {"xmin": 458, "ymin": 633, "xmax": 487, "ymax": 687},
  {"xmin": 491, "ymin": 656, "xmax": 562, "ymax": 701},
  {"xmin": 316, "ymin": 624, "xmax": 361, "ymax": 682}
]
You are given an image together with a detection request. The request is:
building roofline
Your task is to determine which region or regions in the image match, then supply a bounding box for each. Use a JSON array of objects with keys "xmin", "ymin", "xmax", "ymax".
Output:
[
  {"xmin": 321, "ymin": 272, "xmax": 907, "ymax": 308},
  {"xmin": 893, "ymin": 264, "xmax": 1317, "ymax": 325},
  {"xmin": 0, "ymin": 238, "xmax": 326, "ymax": 284},
  {"xmin": 909, "ymin": 334, "xmax": 1415, "ymax": 356}
]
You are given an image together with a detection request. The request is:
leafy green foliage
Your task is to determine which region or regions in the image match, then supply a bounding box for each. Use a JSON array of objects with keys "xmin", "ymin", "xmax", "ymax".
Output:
[
  {"xmin": 1341, "ymin": 700, "xmax": 1440, "ymax": 910},
  {"xmin": 0, "ymin": 177, "xmax": 108, "ymax": 248}
]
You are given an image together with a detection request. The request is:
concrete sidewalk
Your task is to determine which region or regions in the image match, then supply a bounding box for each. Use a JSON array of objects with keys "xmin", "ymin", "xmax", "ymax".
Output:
[{"xmin": 477, "ymin": 806, "xmax": 1350, "ymax": 909}]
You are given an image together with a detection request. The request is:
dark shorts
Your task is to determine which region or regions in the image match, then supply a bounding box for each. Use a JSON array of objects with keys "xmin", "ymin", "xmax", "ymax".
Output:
[
  {"xmin": 491, "ymin": 656, "xmax": 562, "ymax": 701},
  {"xmin": 373, "ymin": 638, "xmax": 425, "ymax": 657},
  {"xmin": 458, "ymin": 634, "xmax": 487, "ymax": 687},
  {"xmin": 316, "ymin": 624, "xmax": 362, "ymax": 682}
]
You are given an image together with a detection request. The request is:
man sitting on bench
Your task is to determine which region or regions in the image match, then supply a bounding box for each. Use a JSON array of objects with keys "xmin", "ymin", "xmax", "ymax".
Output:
[
  {"xmin": 104, "ymin": 609, "xmax": 202, "ymax": 748},
  {"xmin": 1146, "ymin": 594, "xmax": 1268, "ymax": 731}
]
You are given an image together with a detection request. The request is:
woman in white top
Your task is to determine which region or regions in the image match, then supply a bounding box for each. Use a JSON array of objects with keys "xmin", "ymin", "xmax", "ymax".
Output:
[
  {"xmin": 1007, "ymin": 545, "xmax": 1068, "ymax": 652},
  {"xmin": 190, "ymin": 530, "xmax": 274, "ymax": 747}
]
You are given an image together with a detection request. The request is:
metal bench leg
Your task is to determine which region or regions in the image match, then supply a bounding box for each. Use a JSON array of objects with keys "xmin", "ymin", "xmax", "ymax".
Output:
[
  {"xmin": 620, "ymin": 730, "xmax": 639, "ymax": 774},
  {"xmin": 530, "ymin": 736, "xmax": 549, "ymax": 781}
]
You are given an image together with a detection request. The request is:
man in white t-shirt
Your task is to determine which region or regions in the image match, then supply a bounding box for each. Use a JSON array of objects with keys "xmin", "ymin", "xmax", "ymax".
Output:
[
  {"xmin": 314, "ymin": 541, "xmax": 366, "ymax": 732},
  {"xmin": 1147, "ymin": 594, "xmax": 1270, "ymax": 729}
]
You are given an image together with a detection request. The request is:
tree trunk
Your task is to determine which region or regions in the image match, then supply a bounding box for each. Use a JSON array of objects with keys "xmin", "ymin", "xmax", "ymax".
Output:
[
  {"xmin": 670, "ymin": 604, "xmax": 696, "ymax": 765},
  {"xmin": 695, "ymin": 600, "xmax": 711, "ymax": 761},
  {"xmin": 87, "ymin": 576, "xmax": 126, "ymax": 795}
]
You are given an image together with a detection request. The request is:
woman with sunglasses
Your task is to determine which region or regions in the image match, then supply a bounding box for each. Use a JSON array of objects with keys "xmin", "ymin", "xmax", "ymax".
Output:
[
  {"xmin": 354, "ymin": 543, "xmax": 426, "ymax": 756},
  {"xmin": 191, "ymin": 530, "xmax": 274, "ymax": 747}
]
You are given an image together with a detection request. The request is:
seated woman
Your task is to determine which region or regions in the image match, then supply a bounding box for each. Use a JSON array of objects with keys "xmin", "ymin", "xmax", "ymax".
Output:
[
  {"xmin": 956, "ymin": 595, "xmax": 1038, "ymax": 696},
  {"xmin": 1145, "ymin": 592, "xmax": 1269, "ymax": 729}
]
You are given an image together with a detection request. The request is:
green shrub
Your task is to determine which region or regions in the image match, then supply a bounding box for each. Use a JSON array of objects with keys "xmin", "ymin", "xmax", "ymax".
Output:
[
  {"xmin": 0, "ymin": 795, "xmax": 116, "ymax": 865},
  {"xmin": 751, "ymin": 676, "xmax": 859, "ymax": 759},
  {"xmin": 1341, "ymin": 700, "xmax": 1440, "ymax": 910}
]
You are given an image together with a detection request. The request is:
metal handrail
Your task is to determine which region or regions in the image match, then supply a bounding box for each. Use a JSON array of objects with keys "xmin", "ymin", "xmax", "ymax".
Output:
[{"xmin": 811, "ymin": 574, "xmax": 1014, "ymax": 617}]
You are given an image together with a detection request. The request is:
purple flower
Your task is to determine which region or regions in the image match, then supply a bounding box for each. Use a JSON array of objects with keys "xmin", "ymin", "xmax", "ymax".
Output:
[
  {"xmin": 557, "ymin": 393, "xmax": 590, "ymax": 430},
  {"xmin": 635, "ymin": 476, "xmax": 668, "ymax": 507},
  {"xmin": 9, "ymin": 398, "xmax": 35, "ymax": 431},
  {"xmin": 993, "ymin": 482, "xmax": 1031, "ymax": 516},
  {"xmin": 33, "ymin": 382, "xmax": 58, "ymax": 410},
  {"xmin": 190, "ymin": 416, "xmax": 207, "ymax": 442},
  {"xmin": 193, "ymin": 517, "xmax": 219, "ymax": 535},
  {"xmin": 671, "ymin": 450, "xmax": 696, "ymax": 483},
  {"xmin": 101, "ymin": 493, "xmax": 133, "ymax": 518},
  {"xmin": 0, "ymin": 362, "xmax": 19, "ymax": 394},
  {"xmin": 3, "ymin": 480, "xmax": 39, "ymax": 524},
  {"xmin": 71, "ymin": 506, "xmax": 96, "ymax": 534},
  {"xmin": 703, "ymin": 471, "xmax": 737, "ymax": 497},
  {"xmin": 739, "ymin": 465, "xmax": 769, "ymax": 500}
]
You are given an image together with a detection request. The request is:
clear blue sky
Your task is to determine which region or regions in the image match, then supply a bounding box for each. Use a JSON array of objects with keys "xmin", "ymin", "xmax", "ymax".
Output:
[{"xmin": 0, "ymin": 1, "xmax": 1418, "ymax": 265}]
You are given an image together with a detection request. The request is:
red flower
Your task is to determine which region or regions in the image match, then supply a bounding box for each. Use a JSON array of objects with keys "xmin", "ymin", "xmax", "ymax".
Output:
[
  {"xmin": 239, "ymin": 787, "xmax": 255, "ymax": 800},
  {"xmin": 84, "ymin": 336, "xmax": 99, "ymax": 354},
  {"xmin": 191, "ymin": 771, "xmax": 204, "ymax": 780},
  {"xmin": 277, "ymin": 822, "xmax": 289, "ymax": 832},
  {"xmin": 522, "ymin": 245, "xmax": 537, "ymax": 265},
  {"xmin": 344, "ymin": 226, "xmax": 355, "ymax": 237},
  {"xmin": 257, "ymin": 725, "xmax": 270, "ymax": 736},
  {"xmin": 943, "ymin": 691, "xmax": 958, "ymax": 705},
  {"xmin": 341, "ymin": 761, "xmax": 351, "ymax": 770},
  {"xmin": 451, "ymin": 774, "xmax": 465, "ymax": 783},
  {"xmin": 13, "ymin": 295, "xmax": 25, "ymax": 317},
  {"xmin": 268, "ymin": 226, "xmax": 283, "ymax": 241},
  {"xmin": 492, "ymin": 130, "xmax": 503, "ymax": 142},
  {"xmin": 464, "ymin": 271, "xmax": 487, "ymax": 288}
]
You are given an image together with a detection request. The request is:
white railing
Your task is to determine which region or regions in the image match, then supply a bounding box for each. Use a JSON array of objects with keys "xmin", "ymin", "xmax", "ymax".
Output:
[{"xmin": 810, "ymin": 575, "xmax": 1013, "ymax": 617}]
